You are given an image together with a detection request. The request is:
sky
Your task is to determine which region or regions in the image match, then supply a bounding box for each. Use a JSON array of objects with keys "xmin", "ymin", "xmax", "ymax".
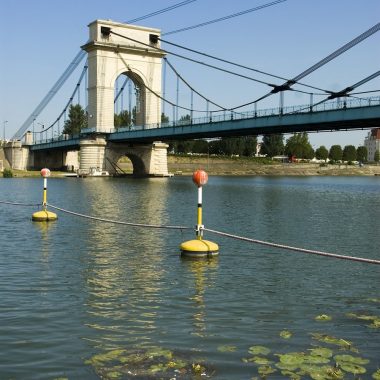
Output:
[{"xmin": 1, "ymin": 0, "xmax": 379, "ymax": 148}]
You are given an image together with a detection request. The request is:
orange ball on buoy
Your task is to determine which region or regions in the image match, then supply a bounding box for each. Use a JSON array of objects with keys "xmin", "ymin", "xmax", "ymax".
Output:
[
  {"xmin": 192, "ymin": 169, "xmax": 208, "ymax": 187},
  {"xmin": 40, "ymin": 168, "xmax": 51, "ymax": 178}
]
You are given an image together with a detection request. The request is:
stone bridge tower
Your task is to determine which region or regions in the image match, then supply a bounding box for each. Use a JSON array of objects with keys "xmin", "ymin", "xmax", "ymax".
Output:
[{"xmin": 80, "ymin": 20, "xmax": 169, "ymax": 176}]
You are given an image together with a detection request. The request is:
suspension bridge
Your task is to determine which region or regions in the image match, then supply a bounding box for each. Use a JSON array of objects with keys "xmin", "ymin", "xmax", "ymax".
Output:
[{"xmin": 4, "ymin": 19, "xmax": 380, "ymax": 176}]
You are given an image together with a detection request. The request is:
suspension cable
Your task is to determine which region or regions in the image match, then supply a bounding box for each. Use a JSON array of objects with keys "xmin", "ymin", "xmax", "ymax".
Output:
[
  {"xmin": 158, "ymin": 37, "xmax": 329, "ymax": 94},
  {"xmin": 13, "ymin": 50, "xmax": 86, "ymax": 139},
  {"xmin": 114, "ymin": 76, "xmax": 130, "ymax": 104},
  {"xmin": 164, "ymin": 58, "xmax": 228, "ymax": 110},
  {"xmin": 118, "ymin": 54, "xmax": 221, "ymax": 114},
  {"xmin": 110, "ymin": 31, "xmax": 282, "ymax": 88},
  {"xmin": 163, "ymin": 0, "xmax": 286, "ymax": 36},
  {"xmin": 125, "ymin": 0, "xmax": 197, "ymax": 24},
  {"xmin": 226, "ymin": 23, "xmax": 380, "ymax": 112},
  {"xmin": 292, "ymin": 70, "xmax": 380, "ymax": 113},
  {"xmin": 292, "ymin": 22, "xmax": 380, "ymax": 84},
  {"xmin": 36, "ymin": 64, "xmax": 88, "ymax": 135},
  {"xmin": 110, "ymin": 30, "xmax": 322, "ymax": 106}
]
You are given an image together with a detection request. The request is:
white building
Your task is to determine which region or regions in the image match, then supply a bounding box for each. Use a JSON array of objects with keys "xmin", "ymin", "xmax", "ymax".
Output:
[{"xmin": 364, "ymin": 128, "xmax": 380, "ymax": 161}]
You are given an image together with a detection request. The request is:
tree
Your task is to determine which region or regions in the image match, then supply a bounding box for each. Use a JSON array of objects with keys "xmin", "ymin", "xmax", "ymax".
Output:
[
  {"xmin": 315, "ymin": 146, "xmax": 329, "ymax": 161},
  {"xmin": 175, "ymin": 140, "xmax": 193, "ymax": 154},
  {"xmin": 356, "ymin": 146, "xmax": 368, "ymax": 163},
  {"xmin": 375, "ymin": 149, "xmax": 380, "ymax": 163},
  {"xmin": 63, "ymin": 104, "xmax": 87, "ymax": 135},
  {"xmin": 329, "ymin": 145, "xmax": 343, "ymax": 162},
  {"xmin": 114, "ymin": 110, "xmax": 131, "ymax": 128},
  {"xmin": 161, "ymin": 113, "xmax": 169, "ymax": 123},
  {"xmin": 192, "ymin": 139, "xmax": 209, "ymax": 154},
  {"xmin": 179, "ymin": 114, "xmax": 191, "ymax": 124},
  {"xmin": 242, "ymin": 136, "xmax": 258, "ymax": 157},
  {"xmin": 114, "ymin": 107, "xmax": 136, "ymax": 128},
  {"xmin": 261, "ymin": 134, "xmax": 284, "ymax": 157},
  {"xmin": 342, "ymin": 145, "xmax": 357, "ymax": 162},
  {"xmin": 285, "ymin": 132, "xmax": 314, "ymax": 159},
  {"xmin": 209, "ymin": 139, "xmax": 223, "ymax": 155}
]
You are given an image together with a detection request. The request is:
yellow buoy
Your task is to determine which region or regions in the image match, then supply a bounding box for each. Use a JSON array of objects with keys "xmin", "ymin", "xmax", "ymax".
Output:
[
  {"xmin": 180, "ymin": 170, "xmax": 219, "ymax": 258},
  {"xmin": 32, "ymin": 209, "xmax": 58, "ymax": 221},
  {"xmin": 32, "ymin": 168, "xmax": 57, "ymax": 222},
  {"xmin": 180, "ymin": 239, "xmax": 219, "ymax": 258}
]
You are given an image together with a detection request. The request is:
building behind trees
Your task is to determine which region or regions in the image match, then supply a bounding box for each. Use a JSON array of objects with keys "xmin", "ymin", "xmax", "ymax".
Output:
[{"xmin": 364, "ymin": 128, "xmax": 380, "ymax": 161}]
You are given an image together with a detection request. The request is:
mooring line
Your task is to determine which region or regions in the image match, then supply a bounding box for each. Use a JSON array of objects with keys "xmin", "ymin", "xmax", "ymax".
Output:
[
  {"xmin": 204, "ymin": 227, "xmax": 380, "ymax": 265},
  {"xmin": 0, "ymin": 200, "xmax": 41, "ymax": 207},
  {"xmin": 47, "ymin": 203, "xmax": 191, "ymax": 231}
]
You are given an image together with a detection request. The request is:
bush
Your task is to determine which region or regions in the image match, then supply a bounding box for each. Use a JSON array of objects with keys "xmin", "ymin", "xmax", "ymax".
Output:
[{"xmin": 3, "ymin": 168, "xmax": 13, "ymax": 178}]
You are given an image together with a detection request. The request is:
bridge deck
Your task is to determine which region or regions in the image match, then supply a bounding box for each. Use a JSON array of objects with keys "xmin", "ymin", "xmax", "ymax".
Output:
[{"xmin": 30, "ymin": 101, "xmax": 380, "ymax": 151}]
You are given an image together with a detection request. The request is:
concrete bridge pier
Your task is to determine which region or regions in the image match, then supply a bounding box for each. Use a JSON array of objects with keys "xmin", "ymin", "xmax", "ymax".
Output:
[
  {"xmin": 79, "ymin": 136, "xmax": 107, "ymax": 173},
  {"xmin": 106, "ymin": 141, "xmax": 169, "ymax": 177},
  {"xmin": 3, "ymin": 140, "xmax": 32, "ymax": 170}
]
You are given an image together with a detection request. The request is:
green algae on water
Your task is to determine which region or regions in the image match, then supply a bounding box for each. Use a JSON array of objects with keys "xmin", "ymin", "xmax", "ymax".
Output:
[
  {"xmin": 315, "ymin": 314, "xmax": 332, "ymax": 321},
  {"xmin": 248, "ymin": 345, "xmax": 271, "ymax": 355},
  {"xmin": 280, "ymin": 329, "xmax": 293, "ymax": 339},
  {"xmin": 217, "ymin": 345, "xmax": 237, "ymax": 353}
]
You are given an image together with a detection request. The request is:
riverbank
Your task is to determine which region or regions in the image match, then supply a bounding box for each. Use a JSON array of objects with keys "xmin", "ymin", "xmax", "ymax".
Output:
[
  {"xmin": 2, "ymin": 155, "xmax": 380, "ymax": 177},
  {"xmin": 167, "ymin": 155, "xmax": 380, "ymax": 176}
]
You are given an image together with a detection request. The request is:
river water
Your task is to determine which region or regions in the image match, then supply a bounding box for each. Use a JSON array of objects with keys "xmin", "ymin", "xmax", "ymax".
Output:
[{"xmin": 0, "ymin": 175, "xmax": 379, "ymax": 379}]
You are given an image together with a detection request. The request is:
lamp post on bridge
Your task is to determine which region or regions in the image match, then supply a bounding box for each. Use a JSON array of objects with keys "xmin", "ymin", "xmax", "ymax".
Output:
[
  {"xmin": 3, "ymin": 120, "xmax": 8, "ymax": 141},
  {"xmin": 37, "ymin": 122, "xmax": 45, "ymax": 141},
  {"xmin": 32, "ymin": 118, "xmax": 36, "ymax": 142}
]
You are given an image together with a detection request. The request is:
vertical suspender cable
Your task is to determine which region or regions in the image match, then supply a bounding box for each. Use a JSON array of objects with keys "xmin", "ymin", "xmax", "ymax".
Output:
[
  {"xmin": 176, "ymin": 75, "xmax": 180, "ymax": 122},
  {"xmin": 163, "ymin": 58, "xmax": 167, "ymax": 119},
  {"xmin": 310, "ymin": 93, "xmax": 314, "ymax": 112},
  {"xmin": 191, "ymin": 90, "xmax": 194, "ymax": 122},
  {"xmin": 129, "ymin": 81, "xmax": 132, "ymax": 121},
  {"xmin": 85, "ymin": 62, "xmax": 88, "ymax": 112}
]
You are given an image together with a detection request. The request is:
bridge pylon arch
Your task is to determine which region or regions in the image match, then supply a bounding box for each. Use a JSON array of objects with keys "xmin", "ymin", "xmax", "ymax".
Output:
[
  {"xmin": 79, "ymin": 20, "xmax": 169, "ymax": 176},
  {"xmin": 82, "ymin": 19, "xmax": 165, "ymax": 131}
]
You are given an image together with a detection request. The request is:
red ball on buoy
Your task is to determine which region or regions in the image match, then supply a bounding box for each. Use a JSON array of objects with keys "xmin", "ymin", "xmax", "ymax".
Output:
[
  {"xmin": 192, "ymin": 169, "xmax": 208, "ymax": 187},
  {"xmin": 40, "ymin": 168, "xmax": 51, "ymax": 178}
]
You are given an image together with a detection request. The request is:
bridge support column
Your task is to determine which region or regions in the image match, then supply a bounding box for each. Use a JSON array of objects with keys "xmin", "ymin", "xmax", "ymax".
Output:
[
  {"xmin": 79, "ymin": 136, "xmax": 107, "ymax": 173},
  {"xmin": 4, "ymin": 141, "xmax": 31, "ymax": 170},
  {"xmin": 105, "ymin": 141, "xmax": 169, "ymax": 177},
  {"xmin": 147, "ymin": 142, "xmax": 170, "ymax": 177}
]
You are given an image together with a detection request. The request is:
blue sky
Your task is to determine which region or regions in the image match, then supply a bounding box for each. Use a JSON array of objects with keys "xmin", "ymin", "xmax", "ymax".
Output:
[{"xmin": 1, "ymin": 0, "xmax": 379, "ymax": 148}]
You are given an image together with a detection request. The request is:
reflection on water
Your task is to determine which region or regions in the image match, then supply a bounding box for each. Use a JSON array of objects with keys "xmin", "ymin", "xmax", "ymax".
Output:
[
  {"xmin": 82, "ymin": 179, "xmax": 170, "ymax": 354},
  {"xmin": 182, "ymin": 258, "xmax": 219, "ymax": 338}
]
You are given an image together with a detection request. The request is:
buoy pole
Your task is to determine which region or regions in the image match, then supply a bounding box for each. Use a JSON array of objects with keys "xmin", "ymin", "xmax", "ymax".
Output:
[
  {"xmin": 42, "ymin": 176, "xmax": 48, "ymax": 210},
  {"xmin": 180, "ymin": 169, "xmax": 219, "ymax": 258},
  {"xmin": 196, "ymin": 185, "xmax": 203, "ymax": 240},
  {"xmin": 32, "ymin": 168, "xmax": 58, "ymax": 222}
]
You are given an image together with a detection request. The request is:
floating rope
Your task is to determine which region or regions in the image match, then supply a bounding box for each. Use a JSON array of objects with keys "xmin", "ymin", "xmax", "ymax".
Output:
[
  {"xmin": 1, "ymin": 199, "xmax": 378, "ymax": 265},
  {"xmin": 0, "ymin": 200, "xmax": 41, "ymax": 207},
  {"xmin": 204, "ymin": 227, "xmax": 380, "ymax": 265},
  {"xmin": 47, "ymin": 203, "xmax": 191, "ymax": 231}
]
